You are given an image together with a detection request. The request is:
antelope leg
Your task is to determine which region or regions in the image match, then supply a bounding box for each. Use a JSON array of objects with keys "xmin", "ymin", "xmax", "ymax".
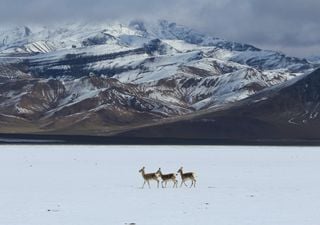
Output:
[
  {"xmin": 147, "ymin": 180, "xmax": 151, "ymax": 189},
  {"xmin": 142, "ymin": 181, "xmax": 146, "ymax": 189}
]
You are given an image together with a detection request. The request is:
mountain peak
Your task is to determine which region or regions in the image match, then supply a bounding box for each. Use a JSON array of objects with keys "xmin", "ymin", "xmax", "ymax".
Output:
[{"xmin": 0, "ymin": 19, "xmax": 318, "ymax": 135}]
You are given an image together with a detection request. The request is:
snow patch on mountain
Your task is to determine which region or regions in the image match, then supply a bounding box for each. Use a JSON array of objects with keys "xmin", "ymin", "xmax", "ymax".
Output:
[{"xmin": 0, "ymin": 19, "xmax": 317, "ymax": 131}]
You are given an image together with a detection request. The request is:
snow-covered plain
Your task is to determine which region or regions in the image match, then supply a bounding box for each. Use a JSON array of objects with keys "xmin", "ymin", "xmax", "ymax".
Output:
[{"xmin": 0, "ymin": 145, "xmax": 320, "ymax": 225}]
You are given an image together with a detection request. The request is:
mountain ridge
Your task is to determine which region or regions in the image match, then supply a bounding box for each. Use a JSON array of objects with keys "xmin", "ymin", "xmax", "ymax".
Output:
[
  {"xmin": 0, "ymin": 20, "xmax": 318, "ymax": 138},
  {"xmin": 117, "ymin": 68, "xmax": 320, "ymax": 140}
]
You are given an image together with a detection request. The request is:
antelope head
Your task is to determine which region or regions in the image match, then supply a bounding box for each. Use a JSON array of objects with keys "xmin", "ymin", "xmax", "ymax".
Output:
[
  {"xmin": 156, "ymin": 168, "xmax": 161, "ymax": 176},
  {"xmin": 139, "ymin": 166, "xmax": 145, "ymax": 173}
]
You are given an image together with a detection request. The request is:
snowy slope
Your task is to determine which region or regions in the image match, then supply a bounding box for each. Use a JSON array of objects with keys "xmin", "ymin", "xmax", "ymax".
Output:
[
  {"xmin": 0, "ymin": 22, "xmax": 142, "ymax": 54},
  {"xmin": 1, "ymin": 145, "xmax": 320, "ymax": 225},
  {"xmin": 307, "ymin": 56, "xmax": 320, "ymax": 65},
  {"xmin": 0, "ymin": 20, "xmax": 317, "ymax": 132}
]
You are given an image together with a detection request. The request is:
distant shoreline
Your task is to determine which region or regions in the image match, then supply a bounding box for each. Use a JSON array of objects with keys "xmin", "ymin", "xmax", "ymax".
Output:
[{"xmin": 1, "ymin": 133, "xmax": 320, "ymax": 146}]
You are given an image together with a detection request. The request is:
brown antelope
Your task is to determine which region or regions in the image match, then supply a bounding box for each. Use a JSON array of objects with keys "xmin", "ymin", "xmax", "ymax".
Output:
[
  {"xmin": 177, "ymin": 167, "xmax": 196, "ymax": 188},
  {"xmin": 156, "ymin": 168, "xmax": 178, "ymax": 188},
  {"xmin": 139, "ymin": 166, "xmax": 160, "ymax": 188}
]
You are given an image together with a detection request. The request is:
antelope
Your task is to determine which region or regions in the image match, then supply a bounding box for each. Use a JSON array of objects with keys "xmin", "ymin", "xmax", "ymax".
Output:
[
  {"xmin": 156, "ymin": 168, "xmax": 178, "ymax": 188},
  {"xmin": 139, "ymin": 166, "xmax": 160, "ymax": 188},
  {"xmin": 177, "ymin": 167, "xmax": 196, "ymax": 188}
]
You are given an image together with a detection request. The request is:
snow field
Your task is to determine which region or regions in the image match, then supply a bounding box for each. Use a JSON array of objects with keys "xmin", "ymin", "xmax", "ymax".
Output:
[{"xmin": 0, "ymin": 145, "xmax": 320, "ymax": 225}]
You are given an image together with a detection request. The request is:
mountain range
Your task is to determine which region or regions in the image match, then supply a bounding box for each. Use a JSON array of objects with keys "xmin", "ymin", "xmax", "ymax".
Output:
[{"xmin": 0, "ymin": 20, "xmax": 319, "ymax": 143}]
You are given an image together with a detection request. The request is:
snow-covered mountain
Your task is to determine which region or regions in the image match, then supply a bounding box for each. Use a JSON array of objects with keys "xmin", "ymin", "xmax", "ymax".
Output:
[
  {"xmin": 0, "ymin": 20, "xmax": 317, "ymax": 135},
  {"xmin": 307, "ymin": 56, "xmax": 320, "ymax": 66},
  {"xmin": 120, "ymin": 68, "xmax": 320, "ymax": 142}
]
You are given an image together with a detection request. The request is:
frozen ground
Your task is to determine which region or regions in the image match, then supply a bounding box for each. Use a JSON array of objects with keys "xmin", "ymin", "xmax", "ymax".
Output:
[{"xmin": 0, "ymin": 145, "xmax": 320, "ymax": 225}]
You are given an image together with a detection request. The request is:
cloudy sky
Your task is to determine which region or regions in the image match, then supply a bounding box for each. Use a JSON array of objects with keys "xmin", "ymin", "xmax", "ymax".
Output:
[{"xmin": 1, "ymin": 0, "xmax": 319, "ymax": 57}]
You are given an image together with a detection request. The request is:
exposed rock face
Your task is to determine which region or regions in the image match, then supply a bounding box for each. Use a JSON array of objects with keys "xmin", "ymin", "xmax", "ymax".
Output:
[
  {"xmin": 118, "ymin": 69, "xmax": 320, "ymax": 141},
  {"xmin": 0, "ymin": 20, "xmax": 318, "ymax": 136}
]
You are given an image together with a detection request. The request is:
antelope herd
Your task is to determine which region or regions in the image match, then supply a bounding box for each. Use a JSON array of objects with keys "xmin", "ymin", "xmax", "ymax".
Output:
[{"xmin": 139, "ymin": 166, "xmax": 196, "ymax": 188}]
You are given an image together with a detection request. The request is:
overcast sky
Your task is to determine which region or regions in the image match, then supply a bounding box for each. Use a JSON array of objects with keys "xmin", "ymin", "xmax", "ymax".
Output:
[{"xmin": 1, "ymin": 0, "xmax": 319, "ymax": 57}]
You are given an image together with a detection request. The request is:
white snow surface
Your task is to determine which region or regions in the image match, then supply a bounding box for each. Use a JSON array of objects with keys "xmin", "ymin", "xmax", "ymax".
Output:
[
  {"xmin": 0, "ymin": 20, "xmax": 314, "ymax": 113},
  {"xmin": 0, "ymin": 145, "xmax": 320, "ymax": 225},
  {"xmin": 307, "ymin": 56, "xmax": 320, "ymax": 64}
]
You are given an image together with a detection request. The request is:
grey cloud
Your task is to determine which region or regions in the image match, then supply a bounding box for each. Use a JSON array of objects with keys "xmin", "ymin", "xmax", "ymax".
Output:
[{"xmin": 0, "ymin": 0, "xmax": 319, "ymax": 57}]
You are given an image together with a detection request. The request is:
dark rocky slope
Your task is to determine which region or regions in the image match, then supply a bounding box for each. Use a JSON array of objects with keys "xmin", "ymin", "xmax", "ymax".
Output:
[{"xmin": 117, "ymin": 69, "xmax": 320, "ymax": 141}]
